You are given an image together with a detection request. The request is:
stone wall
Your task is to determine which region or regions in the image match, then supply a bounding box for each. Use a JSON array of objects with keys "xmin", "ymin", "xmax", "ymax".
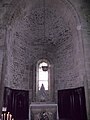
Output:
[
  {"xmin": 3, "ymin": 0, "xmax": 87, "ymax": 100},
  {"xmin": 0, "ymin": 0, "xmax": 90, "ymax": 119}
]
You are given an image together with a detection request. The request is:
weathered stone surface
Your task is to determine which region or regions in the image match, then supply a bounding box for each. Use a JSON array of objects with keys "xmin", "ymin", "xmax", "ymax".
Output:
[
  {"xmin": 0, "ymin": 0, "xmax": 90, "ymax": 118},
  {"xmin": 2, "ymin": 0, "xmax": 86, "ymax": 93}
]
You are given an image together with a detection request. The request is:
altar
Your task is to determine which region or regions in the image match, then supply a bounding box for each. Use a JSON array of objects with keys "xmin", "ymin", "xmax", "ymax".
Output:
[{"xmin": 29, "ymin": 103, "xmax": 58, "ymax": 120}]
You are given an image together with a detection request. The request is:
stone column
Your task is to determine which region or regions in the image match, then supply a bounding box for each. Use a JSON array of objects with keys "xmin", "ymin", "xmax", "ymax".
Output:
[{"xmin": 0, "ymin": 25, "xmax": 7, "ymax": 117}]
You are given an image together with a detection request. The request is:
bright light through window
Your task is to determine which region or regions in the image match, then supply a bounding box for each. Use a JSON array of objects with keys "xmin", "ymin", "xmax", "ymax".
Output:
[{"xmin": 39, "ymin": 62, "xmax": 48, "ymax": 90}]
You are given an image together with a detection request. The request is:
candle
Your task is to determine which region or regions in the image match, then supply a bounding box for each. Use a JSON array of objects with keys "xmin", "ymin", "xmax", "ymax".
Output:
[
  {"xmin": 7, "ymin": 113, "xmax": 9, "ymax": 115},
  {"xmin": 7, "ymin": 113, "xmax": 9, "ymax": 120},
  {"xmin": 12, "ymin": 118, "xmax": 14, "ymax": 120},
  {"xmin": 4, "ymin": 113, "xmax": 5, "ymax": 120},
  {"xmin": 7, "ymin": 114, "xmax": 9, "ymax": 120},
  {"xmin": 1, "ymin": 114, "xmax": 3, "ymax": 120},
  {"xmin": 10, "ymin": 114, "xmax": 12, "ymax": 120}
]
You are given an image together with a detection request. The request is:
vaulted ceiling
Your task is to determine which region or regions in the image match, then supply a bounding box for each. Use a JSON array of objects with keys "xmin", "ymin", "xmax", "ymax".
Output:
[{"xmin": 0, "ymin": 0, "xmax": 81, "ymax": 66}]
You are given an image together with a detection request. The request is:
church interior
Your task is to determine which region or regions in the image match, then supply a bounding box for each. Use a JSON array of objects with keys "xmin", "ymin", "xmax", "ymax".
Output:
[{"xmin": 0, "ymin": 0, "xmax": 90, "ymax": 120}]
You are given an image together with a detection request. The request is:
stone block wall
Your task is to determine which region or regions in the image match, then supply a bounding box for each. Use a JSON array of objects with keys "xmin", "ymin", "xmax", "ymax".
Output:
[{"xmin": 0, "ymin": 0, "xmax": 90, "ymax": 119}]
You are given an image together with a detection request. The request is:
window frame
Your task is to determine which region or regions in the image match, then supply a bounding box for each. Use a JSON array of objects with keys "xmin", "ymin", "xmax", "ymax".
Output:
[{"xmin": 36, "ymin": 59, "xmax": 50, "ymax": 93}]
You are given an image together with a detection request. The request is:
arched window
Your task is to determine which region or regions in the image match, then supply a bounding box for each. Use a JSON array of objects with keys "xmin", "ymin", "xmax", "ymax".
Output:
[
  {"xmin": 36, "ymin": 60, "xmax": 50, "ymax": 92},
  {"xmin": 38, "ymin": 62, "xmax": 48, "ymax": 90}
]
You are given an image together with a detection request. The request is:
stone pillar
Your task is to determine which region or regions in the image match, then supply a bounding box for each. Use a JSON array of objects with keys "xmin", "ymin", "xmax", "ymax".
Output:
[{"xmin": 0, "ymin": 25, "xmax": 7, "ymax": 117}]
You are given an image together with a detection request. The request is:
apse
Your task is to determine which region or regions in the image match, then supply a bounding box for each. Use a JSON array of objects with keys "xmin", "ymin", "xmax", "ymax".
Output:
[
  {"xmin": 0, "ymin": 0, "xmax": 88, "ymax": 120},
  {"xmin": 5, "ymin": 0, "xmax": 84, "ymax": 98}
]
